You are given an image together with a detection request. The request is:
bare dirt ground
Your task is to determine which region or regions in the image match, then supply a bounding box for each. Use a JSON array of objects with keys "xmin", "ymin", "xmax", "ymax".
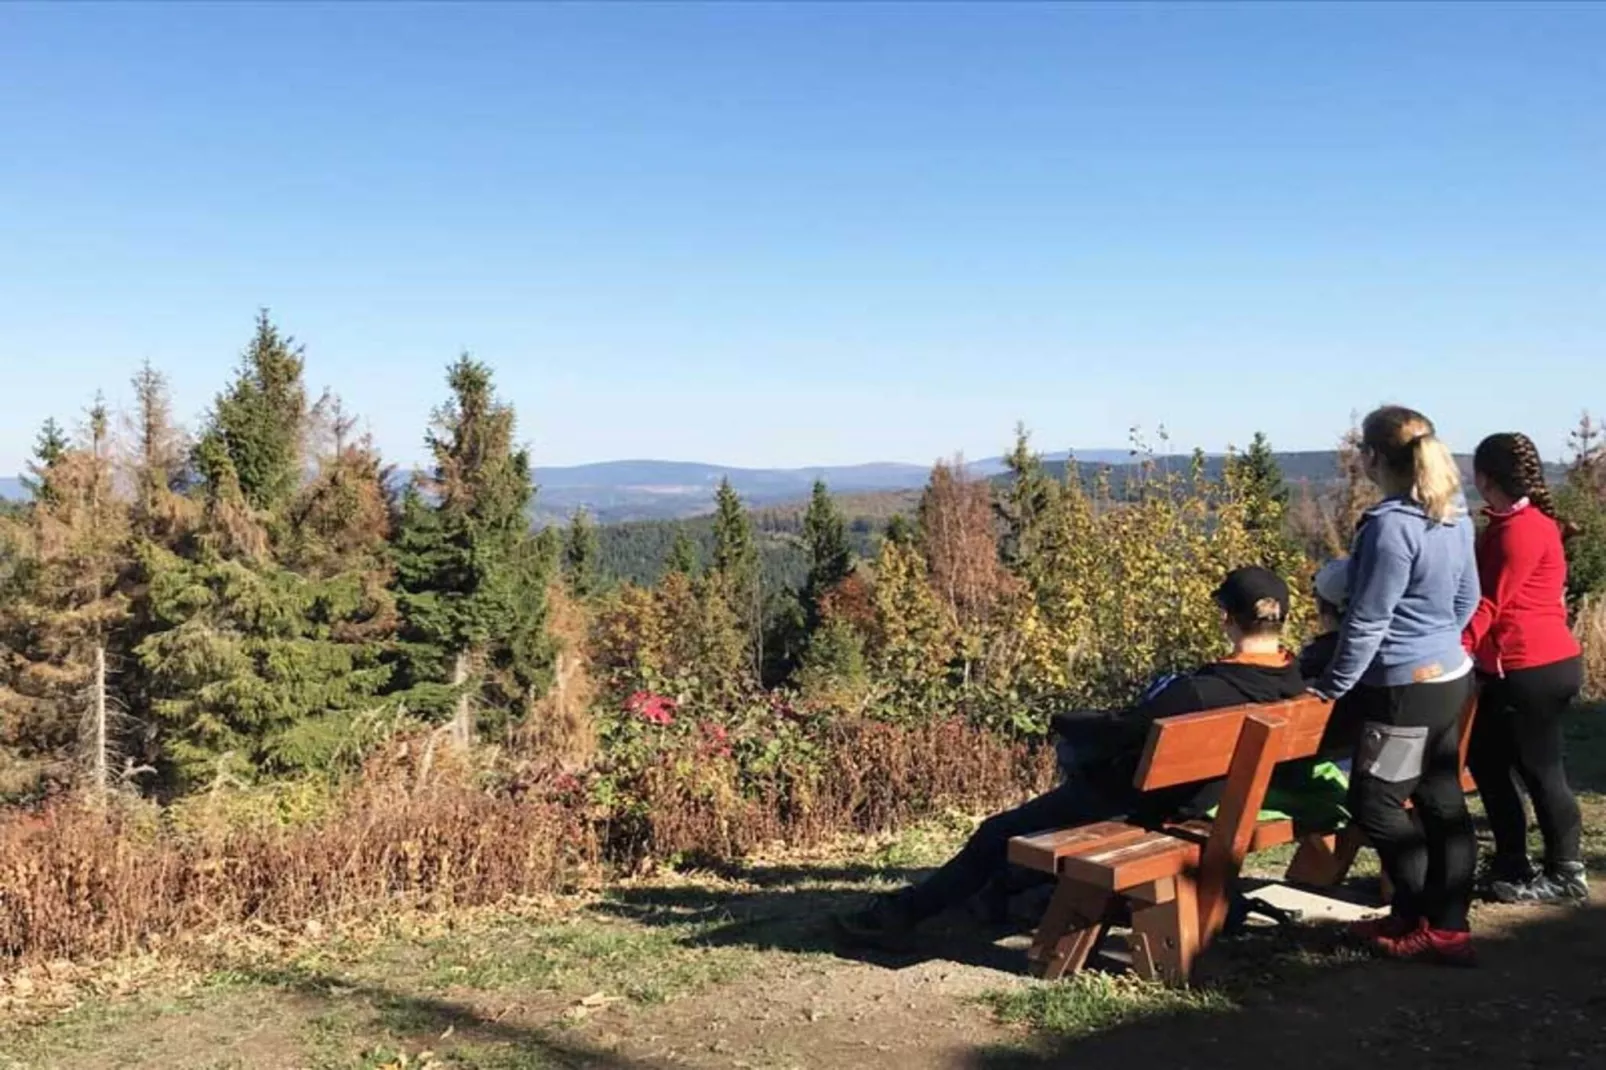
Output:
[{"xmin": 6, "ymin": 714, "xmax": 1606, "ymax": 1070}]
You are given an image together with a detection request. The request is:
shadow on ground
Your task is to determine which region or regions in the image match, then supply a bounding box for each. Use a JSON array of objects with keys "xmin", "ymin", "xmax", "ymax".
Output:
[
  {"xmin": 227, "ymin": 962, "xmax": 668, "ymax": 1070},
  {"xmin": 593, "ymin": 860, "xmax": 1039, "ymax": 974},
  {"xmin": 964, "ymin": 901, "xmax": 1606, "ymax": 1069}
]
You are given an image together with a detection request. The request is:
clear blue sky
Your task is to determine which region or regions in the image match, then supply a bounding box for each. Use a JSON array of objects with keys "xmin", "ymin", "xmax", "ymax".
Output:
[{"xmin": 2, "ymin": 2, "xmax": 1601, "ymax": 475}]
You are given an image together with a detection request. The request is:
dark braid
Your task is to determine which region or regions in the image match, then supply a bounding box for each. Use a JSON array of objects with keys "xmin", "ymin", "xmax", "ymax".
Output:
[
  {"xmin": 1474, "ymin": 432, "xmax": 1563, "ymax": 522},
  {"xmin": 1509, "ymin": 433, "xmax": 1558, "ymax": 519}
]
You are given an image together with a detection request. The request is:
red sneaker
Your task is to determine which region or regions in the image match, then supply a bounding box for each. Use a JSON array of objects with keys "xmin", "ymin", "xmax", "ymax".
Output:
[
  {"xmin": 1378, "ymin": 925, "xmax": 1477, "ymax": 967},
  {"xmin": 1347, "ymin": 914, "xmax": 1416, "ymax": 948}
]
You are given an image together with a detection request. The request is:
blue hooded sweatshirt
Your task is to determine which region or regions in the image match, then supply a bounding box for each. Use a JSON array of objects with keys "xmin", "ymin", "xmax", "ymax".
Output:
[{"xmin": 1315, "ymin": 495, "xmax": 1479, "ymax": 697}]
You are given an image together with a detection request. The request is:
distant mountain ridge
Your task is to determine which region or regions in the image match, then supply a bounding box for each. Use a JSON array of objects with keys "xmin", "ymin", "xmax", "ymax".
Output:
[{"xmin": 5, "ymin": 450, "xmax": 1563, "ymax": 523}]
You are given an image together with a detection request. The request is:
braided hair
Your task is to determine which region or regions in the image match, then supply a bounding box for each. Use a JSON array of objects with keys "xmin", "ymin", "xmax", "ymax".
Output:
[{"xmin": 1473, "ymin": 432, "xmax": 1572, "ymax": 532}]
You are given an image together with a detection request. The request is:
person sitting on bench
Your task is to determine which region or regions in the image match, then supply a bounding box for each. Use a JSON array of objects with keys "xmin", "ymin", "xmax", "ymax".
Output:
[{"xmin": 833, "ymin": 566, "xmax": 1310, "ymax": 952}]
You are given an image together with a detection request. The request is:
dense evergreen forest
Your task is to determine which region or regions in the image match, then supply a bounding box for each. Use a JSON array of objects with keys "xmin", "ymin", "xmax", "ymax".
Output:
[{"xmin": 3, "ymin": 313, "xmax": 1605, "ymax": 809}]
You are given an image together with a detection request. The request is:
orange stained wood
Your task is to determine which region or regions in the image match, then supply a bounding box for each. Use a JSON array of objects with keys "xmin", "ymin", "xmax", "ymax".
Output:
[
  {"xmin": 1058, "ymin": 832, "xmax": 1199, "ymax": 890},
  {"xmin": 1194, "ymin": 712, "xmax": 1286, "ymax": 938},
  {"xmin": 1006, "ymin": 820, "xmax": 1152, "ymax": 875},
  {"xmin": 1133, "ymin": 695, "xmax": 1333, "ymax": 792}
]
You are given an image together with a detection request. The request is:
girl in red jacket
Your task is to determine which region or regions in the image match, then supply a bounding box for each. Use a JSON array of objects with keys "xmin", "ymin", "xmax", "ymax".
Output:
[{"xmin": 1463, "ymin": 432, "xmax": 1586, "ymax": 903}]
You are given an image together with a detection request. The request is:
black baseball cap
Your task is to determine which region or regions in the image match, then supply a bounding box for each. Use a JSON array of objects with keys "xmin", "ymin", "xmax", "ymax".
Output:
[{"xmin": 1213, "ymin": 566, "xmax": 1289, "ymax": 627}]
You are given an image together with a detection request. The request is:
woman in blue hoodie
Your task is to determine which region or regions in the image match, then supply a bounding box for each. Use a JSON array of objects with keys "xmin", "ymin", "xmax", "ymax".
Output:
[{"xmin": 1312, "ymin": 405, "xmax": 1480, "ymax": 965}]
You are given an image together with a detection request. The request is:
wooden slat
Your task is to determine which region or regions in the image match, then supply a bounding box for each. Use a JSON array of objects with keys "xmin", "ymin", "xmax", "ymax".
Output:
[
  {"xmin": 1134, "ymin": 696, "xmax": 1333, "ymax": 791},
  {"xmin": 1059, "ymin": 833, "xmax": 1198, "ymax": 891},
  {"xmin": 1195, "ymin": 712, "xmax": 1286, "ymax": 940},
  {"xmin": 1165, "ymin": 816, "xmax": 1295, "ymax": 852},
  {"xmin": 1007, "ymin": 821, "xmax": 1151, "ymax": 874}
]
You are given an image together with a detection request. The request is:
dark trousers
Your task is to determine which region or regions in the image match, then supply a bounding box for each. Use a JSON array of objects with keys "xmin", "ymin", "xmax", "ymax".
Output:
[
  {"xmin": 1467, "ymin": 657, "xmax": 1584, "ymax": 867},
  {"xmin": 896, "ymin": 777, "xmax": 1130, "ymax": 923},
  {"xmin": 1347, "ymin": 675, "xmax": 1476, "ymax": 932}
]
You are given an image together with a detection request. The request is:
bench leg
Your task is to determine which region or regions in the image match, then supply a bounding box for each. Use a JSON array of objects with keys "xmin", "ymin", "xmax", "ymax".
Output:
[
  {"xmin": 1027, "ymin": 877, "xmax": 1111, "ymax": 981},
  {"xmin": 1285, "ymin": 832, "xmax": 1342, "ymax": 886},
  {"xmin": 1129, "ymin": 875, "xmax": 1199, "ymax": 986},
  {"xmin": 1287, "ymin": 824, "xmax": 1368, "ymax": 887}
]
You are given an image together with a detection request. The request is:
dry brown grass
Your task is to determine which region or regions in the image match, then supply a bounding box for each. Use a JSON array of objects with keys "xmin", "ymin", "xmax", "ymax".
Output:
[
  {"xmin": 1577, "ymin": 595, "xmax": 1606, "ymax": 700},
  {"xmin": 0, "ymin": 718, "xmax": 1050, "ymax": 968},
  {"xmin": 615, "ymin": 718, "xmax": 1054, "ymax": 866},
  {"xmin": 519, "ymin": 582, "xmax": 598, "ymax": 771},
  {"xmin": 0, "ymin": 735, "xmax": 593, "ymax": 968}
]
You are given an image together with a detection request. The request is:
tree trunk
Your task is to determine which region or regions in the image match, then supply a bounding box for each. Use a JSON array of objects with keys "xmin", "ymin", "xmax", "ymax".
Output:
[
  {"xmin": 451, "ymin": 650, "xmax": 474, "ymax": 748},
  {"xmin": 92, "ymin": 644, "xmax": 108, "ymax": 798}
]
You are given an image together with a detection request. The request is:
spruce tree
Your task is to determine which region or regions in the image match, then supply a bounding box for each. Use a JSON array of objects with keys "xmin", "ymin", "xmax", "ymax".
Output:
[
  {"xmin": 997, "ymin": 425, "xmax": 1061, "ymax": 581},
  {"xmin": 0, "ymin": 406, "xmax": 131, "ymax": 793},
  {"xmin": 711, "ymin": 478, "xmax": 761, "ymax": 673},
  {"xmin": 665, "ymin": 528, "xmax": 700, "ymax": 577},
  {"xmin": 1229, "ymin": 432, "xmax": 1290, "ymax": 537},
  {"xmin": 883, "ymin": 513, "xmax": 916, "ymax": 547},
  {"xmin": 205, "ymin": 311, "xmax": 307, "ymax": 515},
  {"xmin": 21, "ymin": 419, "xmax": 69, "ymax": 503},
  {"xmin": 1559, "ymin": 412, "xmax": 1606, "ymax": 599},
  {"xmin": 135, "ymin": 326, "xmax": 395, "ymax": 787},
  {"xmin": 563, "ymin": 509, "xmax": 601, "ymax": 598},
  {"xmin": 801, "ymin": 479, "xmax": 853, "ymax": 621},
  {"xmin": 126, "ymin": 360, "xmax": 193, "ymax": 541},
  {"xmin": 390, "ymin": 356, "xmax": 552, "ymax": 744}
]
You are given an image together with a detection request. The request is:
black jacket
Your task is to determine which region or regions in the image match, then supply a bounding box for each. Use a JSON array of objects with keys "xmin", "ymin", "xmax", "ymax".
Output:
[{"xmin": 1052, "ymin": 653, "xmax": 1308, "ymax": 820}]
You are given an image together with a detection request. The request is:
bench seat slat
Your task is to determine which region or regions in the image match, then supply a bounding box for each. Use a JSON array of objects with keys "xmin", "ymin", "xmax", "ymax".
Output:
[
  {"xmin": 1006, "ymin": 820, "xmax": 1152, "ymax": 874},
  {"xmin": 1059, "ymin": 833, "xmax": 1200, "ymax": 891},
  {"xmin": 1164, "ymin": 816, "xmax": 1296, "ymax": 852}
]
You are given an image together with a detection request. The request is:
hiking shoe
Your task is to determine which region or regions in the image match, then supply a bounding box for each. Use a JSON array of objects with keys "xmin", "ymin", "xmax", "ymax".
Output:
[
  {"xmin": 1377, "ymin": 924, "xmax": 1477, "ymax": 967},
  {"xmin": 1547, "ymin": 861, "xmax": 1590, "ymax": 902},
  {"xmin": 832, "ymin": 894, "xmax": 917, "ymax": 953},
  {"xmin": 1493, "ymin": 861, "xmax": 1591, "ymax": 904},
  {"xmin": 1490, "ymin": 872, "xmax": 1562, "ymax": 904},
  {"xmin": 1476, "ymin": 853, "xmax": 1535, "ymax": 898},
  {"xmin": 1346, "ymin": 913, "xmax": 1416, "ymax": 948}
]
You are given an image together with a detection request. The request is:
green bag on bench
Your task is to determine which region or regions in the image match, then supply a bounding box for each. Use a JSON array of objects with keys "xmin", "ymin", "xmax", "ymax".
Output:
[{"xmin": 1206, "ymin": 759, "xmax": 1350, "ymax": 828}]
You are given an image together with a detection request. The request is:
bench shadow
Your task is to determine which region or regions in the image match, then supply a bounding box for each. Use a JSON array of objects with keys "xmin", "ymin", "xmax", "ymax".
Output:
[
  {"xmin": 962, "ymin": 900, "xmax": 1606, "ymax": 1069},
  {"xmin": 594, "ymin": 862, "xmax": 1044, "ymax": 975}
]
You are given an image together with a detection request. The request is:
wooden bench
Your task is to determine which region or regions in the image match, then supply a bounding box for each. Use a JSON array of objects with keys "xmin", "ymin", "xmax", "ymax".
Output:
[{"xmin": 1007, "ymin": 689, "xmax": 1481, "ymax": 985}]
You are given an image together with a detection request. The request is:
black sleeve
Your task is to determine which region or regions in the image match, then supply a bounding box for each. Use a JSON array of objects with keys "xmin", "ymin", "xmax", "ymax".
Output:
[
  {"xmin": 1297, "ymin": 634, "xmax": 1339, "ymax": 682},
  {"xmin": 1107, "ymin": 676, "xmax": 1207, "ymax": 746}
]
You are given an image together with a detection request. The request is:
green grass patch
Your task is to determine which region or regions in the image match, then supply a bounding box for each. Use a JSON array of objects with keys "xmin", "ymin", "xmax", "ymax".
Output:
[
  {"xmin": 367, "ymin": 914, "xmax": 756, "ymax": 1004},
  {"xmin": 984, "ymin": 974, "xmax": 1235, "ymax": 1037},
  {"xmin": 444, "ymin": 1044, "xmax": 559, "ymax": 1069}
]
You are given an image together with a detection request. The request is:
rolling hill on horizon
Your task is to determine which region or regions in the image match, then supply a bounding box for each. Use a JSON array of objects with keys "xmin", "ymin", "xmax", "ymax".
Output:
[{"xmin": 5, "ymin": 448, "xmax": 1557, "ymax": 524}]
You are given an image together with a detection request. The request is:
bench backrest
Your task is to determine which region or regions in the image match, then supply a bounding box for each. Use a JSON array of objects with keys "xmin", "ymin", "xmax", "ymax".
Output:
[
  {"xmin": 1134, "ymin": 695, "xmax": 1333, "ymax": 792},
  {"xmin": 1135, "ymin": 687, "xmax": 1483, "ymax": 793}
]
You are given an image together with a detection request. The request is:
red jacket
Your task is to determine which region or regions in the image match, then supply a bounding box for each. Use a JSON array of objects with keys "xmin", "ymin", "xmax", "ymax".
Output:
[{"xmin": 1462, "ymin": 501, "xmax": 1580, "ymax": 674}]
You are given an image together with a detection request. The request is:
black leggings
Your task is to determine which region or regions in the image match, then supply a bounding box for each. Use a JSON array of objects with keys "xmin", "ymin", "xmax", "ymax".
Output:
[
  {"xmin": 1467, "ymin": 657, "xmax": 1584, "ymax": 867},
  {"xmin": 1347, "ymin": 675, "xmax": 1476, "ymax": 932},
  {"xmin": 895, "ymin": 776, "xmax": 1130, "ymax": 923}
]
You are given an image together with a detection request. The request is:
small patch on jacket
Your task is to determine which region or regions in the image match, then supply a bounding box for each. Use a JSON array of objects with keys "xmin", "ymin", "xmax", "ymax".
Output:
[{"xmin": 1412, "ymin": 663, "xmax": 1444, "ymax": 683}]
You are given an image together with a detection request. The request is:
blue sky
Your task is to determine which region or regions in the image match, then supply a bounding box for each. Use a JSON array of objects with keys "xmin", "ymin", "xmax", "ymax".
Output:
[{"xmin": 1, "ymin": 2, "xmax": 1601, "ymax": 474}]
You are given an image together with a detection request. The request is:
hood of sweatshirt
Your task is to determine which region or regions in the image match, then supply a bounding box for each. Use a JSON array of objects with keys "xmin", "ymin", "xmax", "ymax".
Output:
[
  {"xmin": 1191, "ymin": 650, "xmax": 1308, "ymax": 704},
  {"xmin": 1361, "ymin": 492, "xmax": 1469, "ymax": 527}
]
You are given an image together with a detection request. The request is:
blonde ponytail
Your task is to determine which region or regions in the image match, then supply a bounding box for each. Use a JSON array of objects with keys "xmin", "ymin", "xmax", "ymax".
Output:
[
  {"xmin": 1362, "ymin": 405, "xmax": 1464, "ymax": 525},
  {"xmin": 1410, "ymin": 433, "xmax": 1463, "ymax": 525}
]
